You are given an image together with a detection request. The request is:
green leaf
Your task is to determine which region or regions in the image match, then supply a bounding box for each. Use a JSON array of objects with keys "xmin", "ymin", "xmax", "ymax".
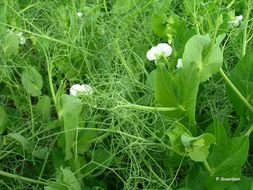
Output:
[
  {"xmin": 75, "ymin": 130, "xmax": 97, "ymax": 154},
  {"xmin": 59, "ymin": 94, "xmax": 83, "ymax": 117},
  {"xmin": 154, "ymin": 61, "xmax": 199, "ymax": 123},
  {"xmin": 167, "ymin": 123, "xmax": 215, "ymax": 162},
  {"xmin": 61, "ymin": 167, "xmax": 82, "ymax": 190},
  {"xmin": 228, "ymin": 176, "xmax": 253, "ymax": 190},
  {"xmin": 174, "ymin": 63, "xmax": 199, "ymax": 124},
  {"xmin": 151, "ymin": 0, "xmax": 172, "ymax": 38},
  {"xmin": 21, "ymin": 66, "xmax": 43, "ymax": 97},
  {"xmin": 183, "ymin": 34, "xmax": 223, "ymax": 82},
  {"xmin": 36, "ymin": 96, "xmax": 51, "ymax": 121},
  {"xmin": 183, "ymin": 133, "xmax": 216, "ymax": 162},
  {"xmin": 154, "ymin": 62, "xmax": 183, "ymax": 119},
  {"xmin": 8, "ymin": 132, "xmax": 32, "ymax": 152},
  {"xmin": 2, "ymin": 32, "xmax": 19, "ymax": 57},
  {"xmin": 0, "ymin": 106, "xmax": 8, "ymax": 134},
  {"xmin": 83, "ymin": 148, "xmax": 113, "ymax": 176},
  {"xmin": 183, "ymin": 0, "xmax": 201, "ymax": 16},
  {"xmin": 59, "ymin": 95, "xmax": 83, "ymax": 160},
  {"xmin": 183, "ymin": 165, "xmax": 206, "ymax": 190},
  {"xmin": 33, "ymin": 147, "xmax": 49, "ymax": 159},
  {"xmin": 167, "ymin": 123, "xmax": 191, "ymax": 155},
  {"xmin": 151, "ymin": 14, "xmax": 167, "ymax": 38},
  {"xmin": 207, "ymin": 122, "xmax": 249, "ymax": 177},
  {"xmin": 227, "ymin": 49, "xmax": 253, "ymax": 120}
]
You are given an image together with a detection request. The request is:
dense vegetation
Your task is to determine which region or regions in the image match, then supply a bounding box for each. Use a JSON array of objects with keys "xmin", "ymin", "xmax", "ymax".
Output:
[{"xmin": 0, "ymin": 0, "xmax": 253, "ymax": 189}]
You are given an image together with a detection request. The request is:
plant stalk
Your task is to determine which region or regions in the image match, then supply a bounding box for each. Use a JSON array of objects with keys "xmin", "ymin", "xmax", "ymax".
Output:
[{"xmin": 219, "ymin": 68, "xmax": 253, "ymax": 114}]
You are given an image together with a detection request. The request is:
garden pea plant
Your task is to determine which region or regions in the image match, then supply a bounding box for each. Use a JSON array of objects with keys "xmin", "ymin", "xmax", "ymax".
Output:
[{"xmin": 0, "ymin": 0, "xmax": 253, "ymax": 190}]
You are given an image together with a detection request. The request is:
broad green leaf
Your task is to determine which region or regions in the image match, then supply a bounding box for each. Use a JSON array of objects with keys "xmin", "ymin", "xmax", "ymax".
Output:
[
  {"xmin": 154, "ymin": 61, "xmax": 183, "ymax": 119},
  {"xmin": 83, "ymin": 148, "xmax": 113, "ymax": 176},
  {"xmin": 0, "ymin": 106, "xmax": 8, "ymax": 134},
  {"xmin": 8, "ymin": 132, "xmax": 32, "ymax": 152},
  {"xmin": 2, "ymin": 32, "xmax": 19, "ymax": 57},
  {"xmin": 184, "ymin": 0, "xmax": 201, "ymax": 16},
  {"xmin": 58, "ymin": 94, "xmax": 83, "ymax": 117},
  {"xmin": 151, "ymin": 0, "xmax": 172, "ymax": 38},
  {"xmin": 75, "ymin": 130, "xmax": 97, "ymax": 154},
  {"xmin": 61, "ymin": 167, "xmax": 82, "ymax": 190},
  {"xmin": 183, "ymin": 165, "xmax": 206, "ymax": 190},
  {"xmin": 182, "ymin": 133, "xmax": 216, "ymax": 162},
  {"xmin": 21, "ymin": 66, "xmax": 43, "ymax": 97},
  {"xmin": 174, "ymin": 63, "xmax": 199, "ymax": 124},
  {"xmin": 154, "ymin": 61, "xmax": 199, "ymax": 123},
  {"xmin": 227, "ymin": 49, "xmax": 253, "ymax": 120},
  {"xmin": 207, "ymin": 122, "xmax": 249, "ymax": 177},
  {"xmin": 151, "ymin": 14, "xmax": 167, "ymax": 38},
  {"xmin": 59, "ymin": 95, "xmax": 83, "ymax": 160},
  {"xmin": 183, "ymin": 34, "xmax": 223, "ymax": 82},
  {"xmin": 167, "ymin": 123, "xmax": 215, "ymax": 162},
  {"xmin": 36, "ymin": 95, "xmax": 51, "ymax": 121},
  {"xmin": 228, "ymin": 176, "xmax": 253, "ymax": 190},
  {"xmin": 172, "ymin": 23, "xmax": 196, "ymax": 57},
  {"xmin": 33, "ymin": 147, "xmax": 49, "ymax": 159},
  {"xmin": 167, "ymin": 123, "xmax": 191, "ymax": 155},
  {"xmin": 52, "ymin": 149, "xmax": 65, "ymax": 180}
]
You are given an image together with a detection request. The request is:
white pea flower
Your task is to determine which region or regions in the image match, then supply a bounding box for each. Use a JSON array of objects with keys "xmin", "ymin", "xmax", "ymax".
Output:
[
  {"xmin": 16, "ymin": 32, "xmax": 26, "ymax": 45},
  {"xmin": 77, "ymin": 12, "xmax": 83, "ymax": 17},
  {"xmin": 231, "ymin": 15, "xmax": 243, "ymax": 27},
  {"xmin": 146, "ymin": 43, "xmax": 172, "ymax": 61},
  {"xmin": 70, "ymin": 84, "xmax": 93, "ymax": 96},
  {"xmin": 176, "ymin": 58, "xmax": 183, "ymax": 69}
]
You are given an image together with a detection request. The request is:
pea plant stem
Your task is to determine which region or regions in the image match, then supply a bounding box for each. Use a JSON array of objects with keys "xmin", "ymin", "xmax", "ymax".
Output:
[
  {"xmin": 0, "ymin": 170, "xmax": 65, "ymax": 188},
  {"xmin": 242, "ymin": 0, "xmax": 253, "ymax": 56},
  {"xmin": 203, "ymin": 160, "xmax": 212, "ymax": 174},
  {"xmin": 245, "ymin": 125, "xmax": 253, "ymax": 136},
  {"xmin": 114, "ymin": 104, "xmax": 184, "ymax": 112},
  {"xmin": 219, "ymin": 68, "xmax": 253, "ymax": 114}
]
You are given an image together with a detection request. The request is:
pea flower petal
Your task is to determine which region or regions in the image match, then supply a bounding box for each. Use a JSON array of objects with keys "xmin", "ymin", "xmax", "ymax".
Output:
[
  {"xmin": 231, "ymin": 15, "xmax": 243, "ymax": 27},
  {"xmin": 77, "ymin": 12, "xmax": 83, "ymax": 17},
  {"xmin": 176, "ymin": 58, "xmax": 183, "ymax": 69},
  {"xmin": 146, "ymin": 43, "xmax": 172, "ymax": 61},
  {"xmin": 70, "ymin": 84, "xmax": 93, "ymax": 96}
]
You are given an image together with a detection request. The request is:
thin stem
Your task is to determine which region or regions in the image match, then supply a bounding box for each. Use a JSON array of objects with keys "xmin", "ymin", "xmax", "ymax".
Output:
[
  {"xmin": 0, "ymin": 170, "xmax": 66, "ymax": 188},
  {"xmin": 168, "ymin": 155, "xmax": 185, "ymax": 189},
  {"xmin": 219, "ymin": 68, "xmax": 253, "ymax": 114},
  {"xmin": 114, "ymin": 104, "xmax": 184, "ymax": 112},
  {"xmin": 234, "ymin": 116, "xmax": 245, "ymax": 137},
  {"xmin": 203, "ymin": 160, "xmax": 212, "ymax": 174},
  {"xmin": 242, "ymin": 0, "xmax": 253, "ymax": 56},
  {"xmin": 245, "ymin": 125, "xmax": 253, "ymax": 136},
  {"xmin": 43, "ymin": 48, "xmax": 59, "ymax": 117}
]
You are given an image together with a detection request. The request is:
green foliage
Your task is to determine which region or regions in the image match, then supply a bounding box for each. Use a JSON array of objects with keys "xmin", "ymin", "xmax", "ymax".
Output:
[
  {"xmin": 59, "ymin": 94, "xmax": 84, "ymax": 160},
  {"xmin": 0, "ymin": 106, "xmax": 8, "ymax": 134},
  {"xmin": 182, "ymin": 133, "xmax": 215, "ymax": 162},
  {"xmin": 151, "ymin": 0, "xmax": 172, "ymax": 38},
  {"xmin": 36, "ymin": 95, "xmax": 51, "ymax": 121},
  {"xmin": 21, "ymin": 66, "xmax": 43, "ymax": 97},
  {"xmin": 207, "ymin": 122, "xmax": 249, "ymax": 177},
  {"xmin": 0, "ymin": 1, "xmax": 252, "ymax": 190},
  {"xmin": 154, "ymin": 61, "xmax": 183, "ymax": 119},
  {"xmin": 183, "ymin": 34, "xmax": 223, "ymax": 82},
  {"xmin": 227, "ymin": 49, "xmax": 253, "ymax": 121},
  {"xmin": 2, "ymin": 31, "xmax": 19, "ymax": 57},
  {"xmin": 167, "ymin": 123, "xmax": 215, "ymax": 162},
  {"xmin": 167, "ymin": 123, "xmax": 191, "ymax": 155},
  {"xmin": 45, "ymin": 167, "xmax": 81, "ymax": 190},
  {"xmin": 8, "ymin": 132, "xmax": 32, "ymax": 152}
]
